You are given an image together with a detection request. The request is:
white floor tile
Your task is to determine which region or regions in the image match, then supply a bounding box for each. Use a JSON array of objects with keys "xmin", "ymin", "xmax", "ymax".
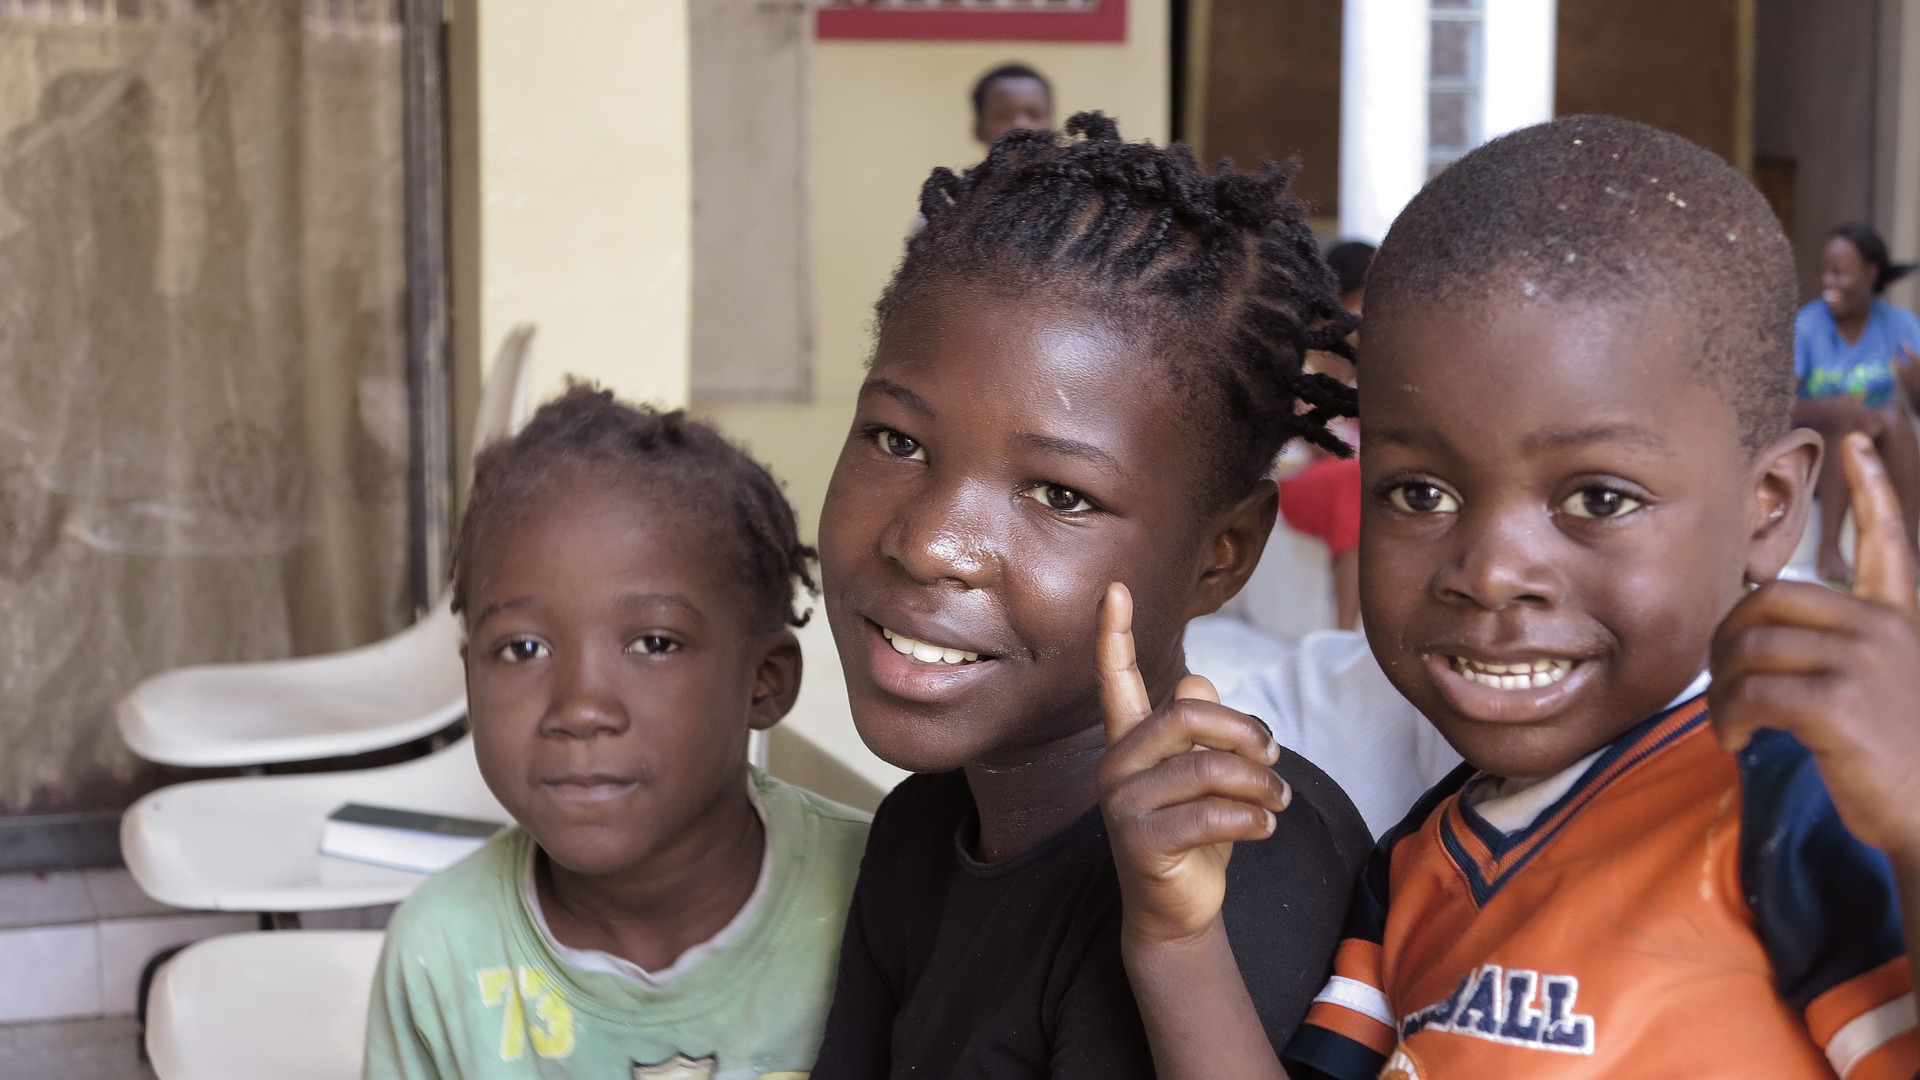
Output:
[
  {"xmin": 82, "ymin": 869, "xmax": 180, "ymax": 922},
  {"xmin": 0, "ymin": 870, "xmax": 97, "ymax": 930},
  {"xmin": 98, "ymin": 913, "xmax": 256, "ymax": 1017},
  {"xmin": 0, "ymin": 923, "xmax": 102, "ymax": 1023},
  {"xmin": 0, "ymin": 1015, "xmax": 156, "ymax": 1080}
]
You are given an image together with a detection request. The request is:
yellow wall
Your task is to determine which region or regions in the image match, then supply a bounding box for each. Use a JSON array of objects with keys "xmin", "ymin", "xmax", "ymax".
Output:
[
  {"xmin": 449, "ymin": 0, "xmax": 693, "ymax": 487},
  {"xmin": 701, "ymin": 5, "xmax": 1171, "ymax": 540}
]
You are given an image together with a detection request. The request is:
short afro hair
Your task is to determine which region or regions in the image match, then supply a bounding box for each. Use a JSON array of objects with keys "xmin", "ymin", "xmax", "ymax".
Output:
[
  {"xmin": 970, "ymin": 63, "xmax": 1051, "ymax": 120},
  {"xmin": 1366, "ymin": 114, "xmax": 1797, "ymax": 450},
  {"xmin": 451, "ymin": 383, "xmax": 816, "ymax": 632}
]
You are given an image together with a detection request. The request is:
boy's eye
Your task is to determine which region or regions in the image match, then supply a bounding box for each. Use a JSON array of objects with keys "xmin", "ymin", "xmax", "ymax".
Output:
[
  {"xmin": 1559, "ymin": 487, "xmax": 1642, "ymax": 520},
  {"xmin": 1019, "ymin": 483, "xmax": 1093, "ymax": 513},
  {"xmin": 495, "ymin": 638, "xmax": 550, "ymax": 663},
  {"xmin": 1387, "ymin": 482, "xmax": 1459, "ymax": 514},
  {"xmin": 625, "ymin": 635, "xmax": 679, "ymax": 656},
  {"xmin": 873, "ymin": 428, "xmax": 926, "ymax": 462}
]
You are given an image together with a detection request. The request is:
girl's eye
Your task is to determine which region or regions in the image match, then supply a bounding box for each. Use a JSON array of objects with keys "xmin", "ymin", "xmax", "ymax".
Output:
[
  {"xmin": 625, "ymin": 635, "xmax": 679, "ymax": 656},
  {"xmin": 496, "ymin": 638, "xmax": 550, "ymax": 663},
  {"xmin": 1020, "ymin": 483, "xmax": 1093, "ymax": 513},
  {"xmin": 1387, "ymin": 482, "xmax": 1459, "ymax": 514},
  {"xmin": 873, "ymin": 428, "xmax": 926, "ymax": 462},
  {"xmin": 1560, "ymin": 487, "xmax": 1642, "ymax": 520}
]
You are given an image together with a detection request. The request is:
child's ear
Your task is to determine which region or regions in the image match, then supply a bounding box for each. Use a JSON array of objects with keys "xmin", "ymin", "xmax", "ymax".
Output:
[
  {"xmin": 748, "ymin": 628, "xmax": 805, "ymax": 732},
  {"xmin": 1745, "ymin": 427, "xmax": 1822, "ymax": 584},
  {"xmin": 1186, "ymin": 479, "xmax": 1279, "ymax": 621}
]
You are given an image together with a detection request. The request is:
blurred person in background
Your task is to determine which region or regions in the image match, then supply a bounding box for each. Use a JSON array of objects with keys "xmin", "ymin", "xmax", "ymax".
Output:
[
  {"xmin": 970, "ymin": 62, "xmax": 1053, "ymax": 149},
  {"xmin": 1793, "ymin": 223, "xmax": 1920, "ymax": 582},
  {"xmin": 1273, "ymin": 240, "xmax": 1374, "ymax": 631}
]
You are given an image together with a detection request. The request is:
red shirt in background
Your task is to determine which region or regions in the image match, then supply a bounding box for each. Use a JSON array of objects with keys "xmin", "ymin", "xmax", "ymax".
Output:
[{"xmin": 1278, "ymin": 455, "xmax": 1361, "ymax": 556}]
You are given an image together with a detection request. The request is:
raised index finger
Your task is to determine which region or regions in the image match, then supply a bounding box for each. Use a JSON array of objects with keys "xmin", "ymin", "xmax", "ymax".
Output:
[
  {"xmin": 1097, "ymin": 582, "xmax": 1154, "ymax": 745},
  {"xmin": 1841, "ymin": 432, "xmax": 1919, "ymax": 616}
]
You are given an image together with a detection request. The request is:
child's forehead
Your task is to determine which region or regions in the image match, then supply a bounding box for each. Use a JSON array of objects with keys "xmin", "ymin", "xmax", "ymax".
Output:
[{"xmin": 1358, "ymin": 295, "xmax": 1737, "ymax": 443}]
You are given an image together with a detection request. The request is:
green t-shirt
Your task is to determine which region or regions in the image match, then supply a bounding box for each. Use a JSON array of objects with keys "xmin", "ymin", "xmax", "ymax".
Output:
[{"xmin": 364, "ymin": 770, "xmax": 870, "ymax": 1080}]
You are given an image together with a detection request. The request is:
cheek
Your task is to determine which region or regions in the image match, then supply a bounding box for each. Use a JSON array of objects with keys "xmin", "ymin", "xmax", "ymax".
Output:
[{"xmin": 1358, "ymin": 532, "xmax": 1426, "ymax": 622}]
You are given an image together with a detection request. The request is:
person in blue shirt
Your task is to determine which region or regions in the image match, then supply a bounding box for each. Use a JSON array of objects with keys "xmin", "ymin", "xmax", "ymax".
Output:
[{"xmin": 1794, "ymin": 222, "xmax": 1920, "ymax": 582}]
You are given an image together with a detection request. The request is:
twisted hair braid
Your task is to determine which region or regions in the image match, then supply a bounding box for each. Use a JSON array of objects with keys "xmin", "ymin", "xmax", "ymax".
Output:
[
  {"xmin": 883, "ymin": 112, "xmax": 1357, "ymax": 507},
  {"xmin": 452, "ymin": 382, "xmax": 817, "ymax": 632}
]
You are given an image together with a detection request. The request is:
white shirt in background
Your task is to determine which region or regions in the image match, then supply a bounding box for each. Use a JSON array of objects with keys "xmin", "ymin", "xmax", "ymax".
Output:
[{"xmin": 1188, "ymin": 616, "xmax": 1460, "ymax": 838}]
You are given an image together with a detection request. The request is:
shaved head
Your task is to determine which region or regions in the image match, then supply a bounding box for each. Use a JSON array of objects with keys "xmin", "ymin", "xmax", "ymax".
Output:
[{"xmin": 1367, "ymin": 115, "xmax": 1798, "ymax": 450}]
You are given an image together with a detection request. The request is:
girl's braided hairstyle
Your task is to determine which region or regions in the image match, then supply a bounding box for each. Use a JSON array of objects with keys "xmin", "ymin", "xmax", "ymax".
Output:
[
  {"xmin": 880, "ymin": 111, "xmax": 1357, "ymax": 507},
  {"xmin": 452, "ymin": 383, "xmax": 817, "ymax": 632}
]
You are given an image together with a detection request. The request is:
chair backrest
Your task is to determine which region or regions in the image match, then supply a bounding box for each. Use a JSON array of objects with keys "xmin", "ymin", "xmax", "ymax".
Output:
[{"xmin": 472, "ymin": 324, "xmax": 537, "ymax": 458}]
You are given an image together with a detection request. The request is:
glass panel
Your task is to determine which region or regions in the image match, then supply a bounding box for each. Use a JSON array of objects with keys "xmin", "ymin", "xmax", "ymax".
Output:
[
  {"xmin": 1428, "ymin": 90, "xmax": 1476, "ymax": 152},
  {"xmin": 1429, "ymin": 19, "xmax": 1478, "ymax": 81},
  {"xmin": 0, "ymin": 0, "xmax": 415, "ymax": 814}
]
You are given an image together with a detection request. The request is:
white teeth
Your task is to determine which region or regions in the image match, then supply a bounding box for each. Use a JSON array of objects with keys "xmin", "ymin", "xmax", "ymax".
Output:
[
  {"xmin": 881, "ymin": 627, "xmax": 981, "ymax": 665},
  {"xmin": 1449, "ymin": 655, "xmax": 1575, "ymax": 690}
]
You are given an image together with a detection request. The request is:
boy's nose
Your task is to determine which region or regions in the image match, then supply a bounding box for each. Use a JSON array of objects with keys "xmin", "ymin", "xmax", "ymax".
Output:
[
  {"xmin": 540, "ymin": 652, "xmax": 630, "ymax": 739},
  {"xmin": 878, "ymin": 479, "xmax": 997, "ymax": 589},
  {"xmin": 1433, "ymin": 509, "xmax": 1563, "ymax": 611}
]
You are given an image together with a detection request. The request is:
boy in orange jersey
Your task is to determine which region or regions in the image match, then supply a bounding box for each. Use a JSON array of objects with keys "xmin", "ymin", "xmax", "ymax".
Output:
[{"xmin": 1096, "ymin": 115, "xmax": 1920, "ymax": 1080}]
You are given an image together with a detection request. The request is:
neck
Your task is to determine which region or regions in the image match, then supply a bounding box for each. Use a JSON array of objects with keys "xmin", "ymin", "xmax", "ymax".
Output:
[
  {"xmin": 964, "ymin": 721, "xmax": 1108, "ymax": 862},
  {"xmin": 963, "ymin": 650, "xmax": 1194, "ymax": 863},
  {"xmin": 1838, "ymin": 302, "xmax": 1872, "ymax": 342},
  {"xmin": 536, "ymin": 784, "xmax": 765, "ymax": 973}
]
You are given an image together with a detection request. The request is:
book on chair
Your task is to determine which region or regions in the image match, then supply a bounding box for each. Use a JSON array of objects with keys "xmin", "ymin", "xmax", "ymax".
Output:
[{"xmin": 320, "ymin": 803, "xmax": 507, "ymax": 874}]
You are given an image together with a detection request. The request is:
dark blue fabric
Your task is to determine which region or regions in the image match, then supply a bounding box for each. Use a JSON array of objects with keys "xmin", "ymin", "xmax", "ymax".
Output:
[
  {"xmin": 1738, "ymin": 728, "xmax": 1905, "ymax": 1011},
  {"xmin": 1338, "ymin": 762, "xmax": 1475, "ymax": 943},
  {"xmin": 1283, "ymin": 1025, "xmax": 1390, "ymax": 1080}
]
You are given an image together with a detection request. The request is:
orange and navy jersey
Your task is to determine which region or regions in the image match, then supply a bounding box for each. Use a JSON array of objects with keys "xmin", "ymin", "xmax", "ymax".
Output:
[{"xmin": 1283, "ymin": 694, "xmax": 1919, "ymax": 1080}]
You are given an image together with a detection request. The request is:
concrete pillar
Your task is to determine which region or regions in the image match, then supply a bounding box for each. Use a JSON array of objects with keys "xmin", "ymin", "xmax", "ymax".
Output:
[
  {"xmin": 1338, "ymin": 0, "xmax": 1428, "ymax": 244},
  {"xmin": 1338, "ymin": 0, "xmax": 1556, "ymax": 244}
]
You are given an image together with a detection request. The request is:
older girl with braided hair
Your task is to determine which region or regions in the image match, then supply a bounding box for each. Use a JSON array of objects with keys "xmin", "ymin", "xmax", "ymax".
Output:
[{"xmin": 809, "ymin": 113, "xmax": 1372, "ymax": 1077}]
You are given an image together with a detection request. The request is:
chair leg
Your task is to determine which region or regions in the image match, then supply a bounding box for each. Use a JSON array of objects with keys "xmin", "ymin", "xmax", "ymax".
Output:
[{"xmin": 134, "ymin": 944, "xmax": 190, "ymax": 1062}]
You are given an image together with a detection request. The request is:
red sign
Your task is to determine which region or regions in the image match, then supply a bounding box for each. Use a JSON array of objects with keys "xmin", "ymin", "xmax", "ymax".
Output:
[{"xmin": 816, "ymin": 0, "xmax": 1126, "ymax": 43}]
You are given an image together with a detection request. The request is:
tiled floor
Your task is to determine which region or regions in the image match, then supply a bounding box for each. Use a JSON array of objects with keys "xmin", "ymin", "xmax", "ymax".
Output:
[
  {"xmin": 0, "ymin": 868, "xmax": 392, "ymax": 1027},
  {"xmin": 0, "ymin": 1016, "xmax": 156, "ymax": 1080},
  {"xmin": 0, "ymin": 869, "xmax": 259, "ymax": 1025}
]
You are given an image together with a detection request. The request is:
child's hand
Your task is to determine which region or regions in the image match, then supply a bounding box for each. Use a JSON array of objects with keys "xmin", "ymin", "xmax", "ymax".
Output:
[
  {"xmin": 1096, "ymin": 583, "xmax": 1292, "ymax": 945},
  {"xmin": 1711, "ymin": 434, "xmax": 1920, "ymax": 862}
]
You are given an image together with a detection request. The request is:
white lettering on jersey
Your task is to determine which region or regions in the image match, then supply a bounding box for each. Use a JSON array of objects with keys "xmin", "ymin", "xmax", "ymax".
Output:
[{"xmin": 1401, "ymin": 965, "xmax": 1595, "ymax": 1055}]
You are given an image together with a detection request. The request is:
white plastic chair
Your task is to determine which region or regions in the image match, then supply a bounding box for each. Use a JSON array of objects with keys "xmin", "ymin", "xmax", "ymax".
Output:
[
  {"xmin": 122, "ymin": 735, "xmax": 507, "ymax": 912},
  {"xmin": 116, "ymin": 326, "xmax": 538, "ymax": 767},
  {"xmin": 145, "ymin": 930, "xmax": 383, "ymax": 1080}
]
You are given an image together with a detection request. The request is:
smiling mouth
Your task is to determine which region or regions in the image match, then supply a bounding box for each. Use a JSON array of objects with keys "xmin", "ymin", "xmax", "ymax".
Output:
[
  {"xmin": 1447, "ymin": 655, "xmax": 1576, "ymax": 690},
  {"xmin": 880, "ymin": 626, "xmax": 987, "ymax": 665}
]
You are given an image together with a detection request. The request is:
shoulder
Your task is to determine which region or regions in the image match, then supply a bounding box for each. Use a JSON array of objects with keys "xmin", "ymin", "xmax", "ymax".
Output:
[
  {"xmin": 1277, "ymin": 750, "xmax": 1374, "ymax": 876},
  {"xmin": 1796, "ymin": 299, "xmax": 1832, "ymax": 333},
  {"xmin": 1215, "ymin": 751, "xmax": 1383, "ymax": 1047},
  {"xmin": 1737, "ymin": 730, "xmax": 1904, "ymax": 1008},
  {"xmin": 382, "ymin": 826, "xmax": 527, "ymax": 961},
  {"xmin": 758, "ymin": 772, "xmax": 871, "ymax": 872},
  {"xmin": 1878, "ymin": 299, "xmax": 1920, "ymax": 337},
  {"xmin": 840, "ymin": 771, "xmax": 966, "ymax": 894}
]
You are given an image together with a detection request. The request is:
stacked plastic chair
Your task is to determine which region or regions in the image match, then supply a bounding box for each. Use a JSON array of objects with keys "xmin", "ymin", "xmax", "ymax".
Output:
[{"xmin": 122, "ymin": 327, "xmax": 535, "ymax": 1080}]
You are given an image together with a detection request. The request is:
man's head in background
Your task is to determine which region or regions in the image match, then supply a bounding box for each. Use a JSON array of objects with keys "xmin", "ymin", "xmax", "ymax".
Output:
[
  {"xmin": 1324, "ymin": 240, "xmax": 1376, "ymax": 315},
  {"xmin": 971, "ymin": 63, "xmax": 1053, "ymax": 148}
]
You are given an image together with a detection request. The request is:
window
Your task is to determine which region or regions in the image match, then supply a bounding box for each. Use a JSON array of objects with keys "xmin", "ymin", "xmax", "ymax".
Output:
[{"xmin": 1427, "ymin": 0, "xmax": 1484, "ymax": 179}]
